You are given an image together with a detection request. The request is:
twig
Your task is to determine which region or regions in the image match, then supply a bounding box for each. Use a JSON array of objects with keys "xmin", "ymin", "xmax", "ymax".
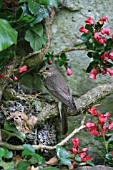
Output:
[
  {"xmin": 0, "ymin": 117, "xmax": 86, "ymax": 150},
  {"xmin": 54, "ymin": 47, "xmax": 86, "ymax": 57}
]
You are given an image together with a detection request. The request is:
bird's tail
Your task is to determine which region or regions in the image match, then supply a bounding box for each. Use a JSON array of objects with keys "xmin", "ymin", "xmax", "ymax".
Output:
[{"xmin": 61, "ymin": 103, "xmax": 68, "ymax": 135}]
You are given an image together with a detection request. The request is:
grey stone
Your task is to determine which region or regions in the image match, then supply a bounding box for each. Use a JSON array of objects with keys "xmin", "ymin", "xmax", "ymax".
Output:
[{"xmin": 76, "ymin": 165, "xmax": 113, "ymax": 170}]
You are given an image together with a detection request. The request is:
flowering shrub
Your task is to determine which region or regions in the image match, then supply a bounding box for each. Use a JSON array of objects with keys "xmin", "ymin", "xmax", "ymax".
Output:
[
  {"xmin": 71, "ymin": 138, "xmax": 93, "ymax": 165},
  {"xmin": 79, "ymin": 16, "xmax": 113, "ymax": 80},
  {"xmin": 85, "ymin": 106, "xmax": 113, "ymax": 166}
]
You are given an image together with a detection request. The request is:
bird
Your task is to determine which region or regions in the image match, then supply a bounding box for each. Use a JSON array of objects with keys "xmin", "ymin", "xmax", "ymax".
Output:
[{"xmin": 39, "ymin": 64, "xmax": 77, "ymax": 135}]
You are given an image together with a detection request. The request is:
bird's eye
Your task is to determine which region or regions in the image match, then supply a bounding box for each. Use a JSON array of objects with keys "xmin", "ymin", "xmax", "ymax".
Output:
[{"xmin": 46, "ymin": 67, "xmax": 49, "ymax": 70}]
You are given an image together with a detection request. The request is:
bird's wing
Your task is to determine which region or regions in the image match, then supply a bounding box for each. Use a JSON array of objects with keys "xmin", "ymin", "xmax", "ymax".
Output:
[{"xmin": 44, "ymin": 73, "xmax": 72, "ymax": 107}]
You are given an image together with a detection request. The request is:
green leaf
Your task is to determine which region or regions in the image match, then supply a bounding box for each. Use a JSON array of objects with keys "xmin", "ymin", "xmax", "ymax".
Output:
[
  {"xmin": 25, "ymin": 30, "xmax": 47, "ymax": 51},
  {"xmin": 0, "ymin": 19, "xmax": 18, "ymax": 51},
  {"xmin": 31, "ymin": 24, "xmax": 43, "ymax": 36},
  {"xmin": 81, "ymin": 33, "xmax": 92, "ymax": 41},
  {"xmin": 4, "ymin": 120, "xmax": 25, "ymax": 142},
  {"xmin": 22, "ymin": 144, "xmax": 45, "ymax": 165},
  {"xmin": 4, "ymin": 148, "xmax": 13, "ymax": 159},
  {"xmin": 85, "ymin": 24, "xmax": 94, "ymax": 34},
  {"xmin": 23, "ymin": 144, "xmax": 35, "ymax": 153},
  {"xmin": 17, "ymin": 161, "xmax": 30, "ymax": 170},
  {"xmin": 0, "ymin": 160, "xmax": 14, "ymax": 170},
  {"xmin": 75, "ymin": 154, "xmax": 82, "ymax": 162},
  {"xmin": 28, "ymin": 1, "xmax": 40, "ymax": 14},
  {"xmin": 43, "ymin": 167, "xmax": 60, "ymax": 170},
  {"xmin": 86, "ymin": 61, "xmax": 98, "ymax": 73},
  {"xmin": 39, "ymin": 0, "xmax": 58, "ymax": 8},
  {"xmin": 86, "ymin": 160, "xmax": 94, "ymax": 166},
  {"xmin": 56, "ymin": 145, "xmax": 72, "ymax": 165},
  {"xmin": 85, "ymin": 41, "xmax": 93, "ymax": 50},
  {"xmin": 0, "ymin": 147, "xmax": 5, "ymax": 158},
  {"xmin": 30, "ymin": 7, "xmax": 49, "ymax": 26}
]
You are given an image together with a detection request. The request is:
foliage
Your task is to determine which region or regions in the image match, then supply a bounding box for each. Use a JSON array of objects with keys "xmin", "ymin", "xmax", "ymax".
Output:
[
  {"xmin": 86, "ymin": 106, "xmax": 113, "ymax": 166},
  {"xmin": 79, "ymin": 16, "xmax": 113, "ymax": 79}
]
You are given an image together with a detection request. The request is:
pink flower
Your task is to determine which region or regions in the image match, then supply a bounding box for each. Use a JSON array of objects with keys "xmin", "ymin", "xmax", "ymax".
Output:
[
  {"xmin": 85, "ymin": 16, "xmax": 94, "ymax": 26},
  {"xmin": 101, "ymin": 16, "xmax": 107, "ymax": 22},
  {"xmin": 66, "ymin": 67, "xmax": 72, "ymax": 76},
  {"xmin": 101, "ymin": 52, "xmax": 109, "ymax": 60},
  {"xmin": 82, "ymin": 156, "xmax": 92, "ymax": 162},
  {"xmin": 88, "ymin": 106, "xmax": 98, "ymax": 116},
  {"xmin": 94, "ymin": 32, "xmax": 106, "ymax": 44},
  {"xmin": 0, "ymin": 73, "xmax": 4, "ymax": 78},
  {"xmin": 112, "ymin": 34, "xmax": 113, "ymax": 41},
  {"xmin": 106, "ymin": 68, "xmax": 113, "ymax": 76},
  {"xmin": 82, "ymin": 148, "xmax": 88, "ymax": 152},
  {"xmin": 79, "ymin": 25, "xmax": 89, "ymax": 33},
  {"xmin": 6, "ymin": 65, "xmax": 11, "ymax": 69},
  {"xmin": 109, "ymin": 51, "xmax": 113, "ymax": 60},
  {"xmin": 89, "ymin": 127, "xmax": 100, "ymax": 136},
  {"xmin": 94, "ymin": 32, "xmax": 101, "ymax": 40},
  {"xmin": 14, "ymin": 76, "xmax": 18, "ymax": 81},
  {"xmin": 72, "ymin": 138, "xmax": 80, "ymax": 148},
  {"xmin": 79, "ymin": 152, "xmax": 86, "ymax": 159},
  {"xmin": 49, "ymin": 60, "xmax": 53, "ymax": 65},
  {"xmin": 111, "ymin": 151, "xmax": 113, "ymax": 156},
  {"xmin": 98, "ymin": 112, "xmax": 110, "ymax": 126},
  {"xmin": 72, "ymin": 147, "xmax": 77, "ymax": 154},
  {"xmin": 18, "ymin": 65, "xmax": 27, "ymax": 73},
  {"xmin": 85, "ymin": 122, "xmax": 96, "ymax": 129},
  {"xmin": 89, "ymin": 68, "xmax": 98, "ymax": 80},
  {"xmin": 98, "ymin": 37, "xmax": 106, "ymax": 44},
  {"xmin": 101, "ymin": 28, "xmax": 111, "ymax": 36},
  {"xmin": 108, "ymin": 120, "xmax": 113, "ymax": 130}
]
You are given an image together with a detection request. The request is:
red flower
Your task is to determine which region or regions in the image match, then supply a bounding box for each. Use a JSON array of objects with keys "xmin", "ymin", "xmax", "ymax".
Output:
[
  {"xmin": 106, "ymin": 68, "xmax": 113, "ymax": 76},
  {"xmin": 49, "ymin": 60, "xmax": 53, "ymax": 64},
  {"xmin": 85, "ymin": 16, "xmax": 94, "ymax": 26},
  {"xmin": 18, "ymin": 65, "xmax": 27, "ymax": 73},
  {"xmin": 79, "ymin": 25, "xmax": 89, "ymax": 33},
  {"xmin": 82, "ymin": 156, "xmax": 92, "ymax": 162},
  {"xmin": 98, "ymin": 112, "xmax": 110, "ymax": 126},
  {"xmin": 72, "ymin": 147, "xmax": 77, "ymax": 154},
  {"xmin": 14, "ymin": 76, "xmax": 18, "ymax": 81},
  {"xmin": 94, "ymin": 32, "xmax": 100, "ymax": 40},
  {"xmin": 82, "ymin": 148, "xmax": 88, "ymax": 152},
  {"xmin": 89, "ymin": 127, "xmax": 100, "ymax": 136},
  {"xmin": 111, "ymin": 151, "xmax": 113, "ymax": 156},
  {"xmin": 108, "ymin": 120, "xmax": 113, "ymax": 130},
  {"xmin": 85, "ymin": 122, "xmax": 96, "ymax": 130},
  {"xmin": 0, "ymin": 73, "xmax": 4, "ymax": 78},
  {"xmin": 6, "ymin": 65, "xmax": 11, "ymax": 69},
  {"xmin": 66, "ymin": 67, "xmax": 73, "ymax": 76},
  {"xmin": 98, "ymin": 37, "xmax": 106, "ymax": 44},
  {"xmin": 88, "ymin": 106, "xmax": 98, "ymax": 116},
  {"xmin": 101, "ymin": 28, "xmax": 111, "ymax": 36},
  {"xmin": 101, "ymin": 16, "xmax": 107, "ymax": 22},
  {"xmin": 89, "ymin": 67, "xmax": 98, "ymax": 80},
  {"xmin": 109, "ymin": 51, "xmax": 113, "ymax": 60},
  {"xmin": 101, "ymin": 52, "xmax": 109, "ymax": 60},
  {"xmin": 72, "ymin": 138, "xmax": 80, "ymax": 148},
  {"xmin": 79, "ymin": 152, "xmax": 86, "ymax": 159}
]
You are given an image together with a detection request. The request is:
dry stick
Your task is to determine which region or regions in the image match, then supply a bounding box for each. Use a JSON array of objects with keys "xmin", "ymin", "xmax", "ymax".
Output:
[{"xmin": 0, "ymin": 117, "xmax": 86, "ymax": 151}]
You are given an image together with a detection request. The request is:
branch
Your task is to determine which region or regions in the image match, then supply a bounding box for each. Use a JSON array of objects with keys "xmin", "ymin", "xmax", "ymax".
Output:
[
  {"xmin": 36, "ymin": 82, "xmax": 113, "ymax": 125},
  {"xmin": 0, "ymin": 117, "xmax": 86, "ymax": 151},
  {"xmin": 54, "ymin": 46, "xmax": 86, "ymax": 57}
]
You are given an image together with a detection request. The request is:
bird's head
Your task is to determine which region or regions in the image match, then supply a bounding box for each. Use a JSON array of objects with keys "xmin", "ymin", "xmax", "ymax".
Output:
[{"xmin": 39, "ymin": 65, "xmax": 57, "ymax": 78}]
